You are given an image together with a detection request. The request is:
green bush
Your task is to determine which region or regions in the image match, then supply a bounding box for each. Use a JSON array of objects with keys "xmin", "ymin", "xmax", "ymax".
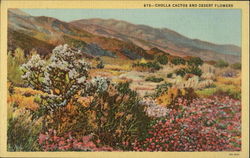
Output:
[
  {"xmin": 175, "ymin": 68, "xmax": 187, "ymax": 77},
  {"xmin": 171, "ymin": 57, "xmax": 186, "ymax": 65},
  {"xmin": 167, "ymin": 73, "xmax": 173, "ymax": 78},
  {"xmin": 97, "ymin": 60, "xmax": 104, "ymax": 69},
  {"xmin": 187, "ymin": 66, "xmax": 203, "ymax": 77},
  {"xmin": 145, "ymin": 76, "xmax": 164, "ymax": 82},
  {"xmin": 187, "ymin": 57, "xmax": 203, "ymax": 67},
  {"xmin": 132, "ymin": 61, "xmax": 162, "ymax": 72},
  {"xmin": 7, "ymin": 106, "xmax": 42, "ymax": 151},
  {"xmin": 215, "ymin": 60, "xmax": 229, "ymax": 68},
  {"xmin": 154, "ymin": 82, "xmax": 172, "ymax": 98},
  {"xmin": 175, "ymin": 66, "xmax": 202, "ymax": 77},
  {"xmin": 156, "ymin": 55, "xmax": 168, "ymax": 65}
]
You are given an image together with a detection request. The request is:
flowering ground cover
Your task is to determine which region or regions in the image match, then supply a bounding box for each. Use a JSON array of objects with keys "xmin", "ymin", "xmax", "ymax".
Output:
[
  {"xmin": 132, "ymin": 96, "xmax": 241, "ymax": 151},
  {"xmin": 38, "ymin": 130, "xmax": 114, "ymax": 151}
]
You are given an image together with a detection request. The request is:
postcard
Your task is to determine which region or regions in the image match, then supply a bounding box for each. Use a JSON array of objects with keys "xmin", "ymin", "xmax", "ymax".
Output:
[{"xmin": 0, "ymin": 0, "xmax": 249, "ymax": 158}]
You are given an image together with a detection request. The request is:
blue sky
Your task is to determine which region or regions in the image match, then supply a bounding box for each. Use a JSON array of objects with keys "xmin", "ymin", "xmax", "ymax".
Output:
[{"xmin": 21, "ymin": 9, "xmax": 241, "ymax": 46}]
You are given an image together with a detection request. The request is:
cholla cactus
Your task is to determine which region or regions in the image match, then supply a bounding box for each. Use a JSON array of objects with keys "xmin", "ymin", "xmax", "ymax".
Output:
[
  {"xmin": 91, "ymin": 76, "xmax": 110, "ymax": 93},
  {"xmin": 21, "ymin": 44, "xmax": 90, "ymax": 108},
  {"xmin": 44, "ymin": 45, "xmax": 90, "ymax": 98},
  {"xmin": 21, "ymin": 54, "xmax": 46, "ymax": 90}
]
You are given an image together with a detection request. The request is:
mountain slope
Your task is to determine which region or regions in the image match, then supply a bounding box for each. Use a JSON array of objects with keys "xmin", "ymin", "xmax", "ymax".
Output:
[
  {"xmin": 8, "ymin": 9, "xmax": 241, "ymax": 63},
  {"xmin": 71, "ymin": 18, "xmax": 241, "ymax": 63},
  {"xmin": 8, "ymin": 9, "xmax": 153, "ymax": 60},
  {"xmin": 8, "ymin": 28, "xmax": 55, "ymax": 56}
]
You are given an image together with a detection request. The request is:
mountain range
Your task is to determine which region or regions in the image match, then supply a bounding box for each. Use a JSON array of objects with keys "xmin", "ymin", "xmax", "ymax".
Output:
[{"xmin": 8, "ymin": 9, "xmax": 241, "ymax": 63}]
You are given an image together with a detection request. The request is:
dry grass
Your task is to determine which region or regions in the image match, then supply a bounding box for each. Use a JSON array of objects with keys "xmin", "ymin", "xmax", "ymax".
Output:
[
  {"xmin": 14, "ymin": 87, "xmax": 44, "ymax": 96},
  {"xmin": 8, "ymin": 94, "xmax": 38, "ymax": 110},
  {"xmin": 195, "ymin": 88, "xmax": 217, "ymax": 98},
  {"xmin": 101, "ymin": 56, "xmax": 133, "ymax": 65},
  {"xmin": 201, "ymin": 63, "xmax": 216, "ymax": 74},
  {"xmin": 196, "ymin": 74, "xmax": 241, "ymax": 99},
  {"xmin": 104, "ymin": 64, "xmax": 132, "ymax": 71},
  {"xmin": 112, "ymin": 78, "xmax": 132, "ymax": 84},
  {"xmin": 216, "ymin": 76, "xmax": 241, "ymax": 87},
  {"xmin": 76, "ymin": 96, "xmax": 94, "ymax": 108},
  {"xmin": 215, "ymin": 67, "xmax": 240, "ymax": 77},
  {"xmin": 7, "ymin": 87, "xmax": 44, "ymax": 110}
]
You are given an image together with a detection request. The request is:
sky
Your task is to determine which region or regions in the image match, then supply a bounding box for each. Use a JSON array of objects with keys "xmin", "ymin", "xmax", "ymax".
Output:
[{"xmin": 21, "ymin": 9, "xmax": 241, "ymax": 46}]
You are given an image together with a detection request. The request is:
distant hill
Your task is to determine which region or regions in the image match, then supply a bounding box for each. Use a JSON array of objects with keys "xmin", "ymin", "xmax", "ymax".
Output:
[
  {"xmin": 8, "ymin": 9, "xmax": 241, "ymax": 63},
  {"xmin": 8, "ymin": 9, "xmax": 153, "ymax": 60},
  {"xmin": 71, "ymin": 18, "xmax": 241, "ymax": 63}
]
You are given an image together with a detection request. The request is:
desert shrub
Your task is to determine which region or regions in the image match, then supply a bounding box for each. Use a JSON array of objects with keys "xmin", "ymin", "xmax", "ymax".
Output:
[
  {"xmin": 174, "ymin": 68, "xmax": 187, "ymax": 77},
  {"xmin": 215, "ymin": 60, "xmax": 229, "ymax": 68},
  {"xmin": 34, "ymin": 98, "xmax": 93, "ymax": 136},
  {"xmin": 170, "ymin": 57, "xmax": 186, "ymax": 65},
  {"xmin": 187, "ymin": 66, "xmax": 203, "ymax": 77},
  {"xmin": 201, "ymin": 72, "xmax": 215, "ymax": 80},
  {"xmin": 177, "ymin": 77, "xmax": 214, "ymax": 90},
  {"xmin": 205, "ymin": 83, "xmax": 216, "ymax": 88},
  {"xmin": 175, "ymin": 66, "xmax": 202, "ymax": 77},
  {"xmin": 231, "ymin": 63, "xmax": 241, "ymax": 70},
  {"xmin": 184, "ymin": 73, "xmax": 195, "ymax": 80},
  {"xmin": 154, "ymin": 82, "xmax": 172, "ymax": 98},
  {"xmin": 167, "ymin": 73, "xmax": 173, "ymax": 78},
  {"xmin": 156, "ymin": 55, "xmax": 168, "ymax": 65},
  {"xmin": 96, "ymin": 60, "xmax": 104, "ymax": 69},
  {"xmin": 88, "ymin": 81, "xmax": 150, "ymax": 150},
  {"xmin": 145, "ymin": 76, "xmax": 164, "ymax": 83},
  {"xmin": 13, "ymin": 48, "xmax": 26, "ymax": 63},
  {"xmin": 201, "ymin": 63, "xmax": 216, "ymax": 74},
  {"xmin": 132, "ymin": 61, "xmax": 162, "ymax": 72},
  {"xmin": 146, "ymin": 62, "xmax": 162, "ymax": 70},
  {"xmin": 156, "ymin": 87, "xmax": 197, "ymax": 109},
  {"xmin": 179, "ymin": 76, "xmax": 199, "ymax": 88},
  {"xmin": 7, "ymin": 48, "xmax": 26, "ymax": 85},
  {"xmin": 187, "ymin": 57, "xmax": 203, "ymax": 67},
  {"xmin": 7, "ymin": 107, "xmax": 42, "ymax": 151},
  {"xmin": 20, "ymin": 55, "xmax": 46, "ymax": 90}
]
